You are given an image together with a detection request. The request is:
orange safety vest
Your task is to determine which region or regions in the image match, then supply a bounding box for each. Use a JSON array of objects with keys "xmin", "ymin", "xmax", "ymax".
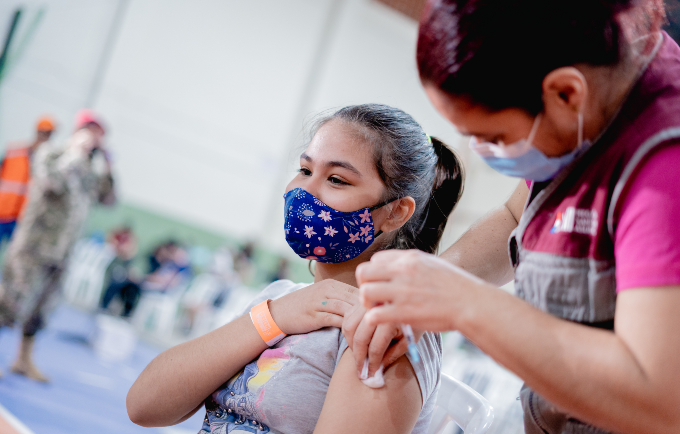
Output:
[{"xmin": 0, "ymin": 146, "xmax": 31, "ymax": 222}]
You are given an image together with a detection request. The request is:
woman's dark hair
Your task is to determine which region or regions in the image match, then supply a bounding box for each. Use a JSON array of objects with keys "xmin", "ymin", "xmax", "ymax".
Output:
[
  {"xmin": 309, "ymin": 104, "xmax": 464, "ymax": 254},
  {"xmin": 417, "ymin": 0, "xmax": 666, "ymax": 114}
]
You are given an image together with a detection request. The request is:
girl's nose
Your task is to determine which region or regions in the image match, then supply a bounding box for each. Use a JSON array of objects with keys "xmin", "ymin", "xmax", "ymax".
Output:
[{"xmin": 286, "ymin": 176, "xmax": 322, "ymax": 201}]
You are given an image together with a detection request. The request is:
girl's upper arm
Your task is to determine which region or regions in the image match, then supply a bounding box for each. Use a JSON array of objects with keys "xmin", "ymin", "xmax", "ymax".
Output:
[{"xmin": 314, "ymin": 348, "xmax": 423, "ymax": 434}]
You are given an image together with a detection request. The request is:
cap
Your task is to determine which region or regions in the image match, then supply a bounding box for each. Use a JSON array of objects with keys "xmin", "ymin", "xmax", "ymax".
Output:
[
  {"xmin": 74, "ymin": 109, "xmax": 105, "ymax": 133},
  {"xmin": 36, "ymin": 116, "xmax": 55, "ymax": 132}
]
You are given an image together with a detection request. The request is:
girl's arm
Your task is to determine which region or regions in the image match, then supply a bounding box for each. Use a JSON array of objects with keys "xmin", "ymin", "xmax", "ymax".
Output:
[
  {"xmin": 127, "ymin": 313, "xmax": 268, "ymax": 427},
  {"xmin": 127, "ymin": 279, "xmax": 359, "ymax": 427},
  {"xmin": 314, "ymin": 349, "xmax": 422, "ymax": 434}
]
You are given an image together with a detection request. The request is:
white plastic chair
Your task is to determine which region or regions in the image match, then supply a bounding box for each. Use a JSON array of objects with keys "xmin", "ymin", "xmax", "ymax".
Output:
[
  {"xmin": 132, "ymin": 284, "xmax": 187, "ymax": 338},
  {"xmin": 62, "ymin": 239, "xmax": 116, "ymax": 311},
  {"xmin": 428, "ymin": 373, "xmax": 494, "ymax": 434},
  {"xmin": 176, "ymin": 273, "xmax": 227, "ymax": 337},
  {"xmin": 210, "ymin": 286, "xmax": 259, "ymax": 328}
]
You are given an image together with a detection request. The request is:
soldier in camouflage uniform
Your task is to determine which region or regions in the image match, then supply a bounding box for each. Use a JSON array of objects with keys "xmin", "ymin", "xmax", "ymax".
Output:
[{"xmin": 0, "ymin": 110, "xmax": 115, "ymax": 381}]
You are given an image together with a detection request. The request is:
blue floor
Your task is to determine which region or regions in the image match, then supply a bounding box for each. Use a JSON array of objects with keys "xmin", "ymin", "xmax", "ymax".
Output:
[{"xmin": 0, "ymin": 305, "xmax": 204, "ymax": 434}]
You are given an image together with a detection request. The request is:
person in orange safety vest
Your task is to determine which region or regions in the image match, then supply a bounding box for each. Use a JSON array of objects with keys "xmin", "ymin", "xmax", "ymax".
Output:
[{"xmin": 0, "ymin": 117, "xmax": 56, "ymax": 244}]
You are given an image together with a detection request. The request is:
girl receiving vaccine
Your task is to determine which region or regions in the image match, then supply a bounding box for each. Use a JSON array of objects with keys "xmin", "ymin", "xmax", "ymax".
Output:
[{"xmin": 126, "ymin": 104, "xmax": 464, "ymax": 434}]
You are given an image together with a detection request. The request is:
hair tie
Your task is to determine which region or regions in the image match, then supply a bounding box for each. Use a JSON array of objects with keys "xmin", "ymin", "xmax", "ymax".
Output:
[{"xmin": 426, "ymin": 134, "xmax": 432, "ymax": 145}]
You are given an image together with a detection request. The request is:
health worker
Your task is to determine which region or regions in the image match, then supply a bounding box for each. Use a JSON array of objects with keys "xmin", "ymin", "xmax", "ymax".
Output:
[{"xmin": 352, "ymin": 1, "xmax": 680, "ymax": 433}]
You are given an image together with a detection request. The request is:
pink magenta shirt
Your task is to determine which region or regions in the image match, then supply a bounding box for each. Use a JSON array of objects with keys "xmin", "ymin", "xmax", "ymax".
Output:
[
  {"xmin": 613, "ymin": 142, "xmax": 680, "ymax": 291},
  {"xmin": 524, "ymin": 142, "xmax": 680, "ymax": 292}
]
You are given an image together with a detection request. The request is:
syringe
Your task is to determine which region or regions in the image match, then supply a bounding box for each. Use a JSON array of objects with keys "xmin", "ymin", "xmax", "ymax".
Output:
[{"xmin": 401, "ymin": 324, "xmax": 420, "ymax": 362}]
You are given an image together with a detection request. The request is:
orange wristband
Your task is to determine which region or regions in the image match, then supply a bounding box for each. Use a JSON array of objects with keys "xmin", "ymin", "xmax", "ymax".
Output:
[{"xmin": 250, "ymin": 299, "xmax": 286, "ymax": 346}]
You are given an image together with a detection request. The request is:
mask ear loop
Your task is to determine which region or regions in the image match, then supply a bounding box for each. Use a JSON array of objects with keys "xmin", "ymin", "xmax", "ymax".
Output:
[
  {"xmin": 526, "ymin": 113, "xmax": 542, "ymax": 145},
  {"xmin": 577, "ymin": 112, "xmax": 584, "ymax": 149},
  {"xmin": 368, "ymin": 197, "xmax": 401, "ymax": 239}
]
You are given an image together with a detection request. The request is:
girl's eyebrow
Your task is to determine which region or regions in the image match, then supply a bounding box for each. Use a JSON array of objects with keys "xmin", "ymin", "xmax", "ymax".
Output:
[{"xmin": 301, "ymin": 153, "xmax": 362, "ymax": 177}]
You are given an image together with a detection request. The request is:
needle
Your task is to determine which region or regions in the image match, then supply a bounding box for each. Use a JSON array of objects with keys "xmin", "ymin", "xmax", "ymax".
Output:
[{"xmin": 401, "ymin": 324, "xmax": 420, "ymax": 362}]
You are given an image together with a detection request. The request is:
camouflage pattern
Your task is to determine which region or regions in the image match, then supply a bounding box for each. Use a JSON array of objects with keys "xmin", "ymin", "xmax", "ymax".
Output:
[{"xmin": 0, "ymin": 141, "xmax": 115, "ymax": 334}]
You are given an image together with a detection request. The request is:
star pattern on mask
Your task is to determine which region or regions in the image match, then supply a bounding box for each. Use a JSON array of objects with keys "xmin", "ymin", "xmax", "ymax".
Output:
[
  {"xmin": 348, "ymin": 232, "xmax": 360, "ymax": 243},
  {"xmin": 304, "ymin": 225, "xmax": 317, "ymax": 238},
  {"xmin": 360, "ymin": 225, "xmax": 371, "ymax": 237},
  {"xmin": 324, "ymin": 226, "xmax": 338, "ymax": 237},
  {"xmin": 359, "ymin": 209, "xmax": 371, "ymax": 223},
  {"xmin": 318, "ymin": 210, "xmax": 332, "ymax": 222}
]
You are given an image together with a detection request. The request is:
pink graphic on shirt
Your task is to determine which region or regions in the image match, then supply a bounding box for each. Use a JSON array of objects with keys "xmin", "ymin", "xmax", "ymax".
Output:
[
  {"xmin": 211, "ymin": 336, "xmax": 301, "ymax": 429},
  {"xmin": 248, "ymin": 346, "xmax": 291, "ymax": 390}
]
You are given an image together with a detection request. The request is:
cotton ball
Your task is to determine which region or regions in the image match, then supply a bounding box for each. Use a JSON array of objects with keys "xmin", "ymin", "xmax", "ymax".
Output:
[{"xmin": 360, "ymin": 357, "xmax": 385, "ymax": 389}]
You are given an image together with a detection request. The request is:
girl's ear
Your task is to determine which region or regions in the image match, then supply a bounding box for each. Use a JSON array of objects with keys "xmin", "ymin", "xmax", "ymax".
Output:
[{"xmin": 378, "ymin": 197, "xmax": 416, "ymax": 233}]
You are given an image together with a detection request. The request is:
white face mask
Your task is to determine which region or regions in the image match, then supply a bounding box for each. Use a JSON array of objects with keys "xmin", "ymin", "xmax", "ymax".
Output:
[{"xmin": 469, "ymin": 113, "xmax": 589, "ymax": 182}]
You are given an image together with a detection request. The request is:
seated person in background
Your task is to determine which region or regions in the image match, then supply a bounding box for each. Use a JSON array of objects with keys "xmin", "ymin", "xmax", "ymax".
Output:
[
  {"xmin": 233, "ymin": 241, "xmax": 256, "ymax": 285},
  {"xmin": 142, "ymin": 241, "xmax": 192, "ymax": 293},
  {"xmin": 178, "ymin": 247, "xmax": 240, "ymax": 335},
  {"xmin": 267, "ymin": 257, "xmax": 290, "ymax": 283},
  {"xmin": 126, "ymin": 104, "xmax": 464, "ymax": 434},
  {"xmin": 147, "ymin": 241, "xmax": 174, "ymax": 273},
  {"xmin": 208, "ymin": 247, "xmax": 239, "ymax": 308},
  {"xmin": 100, "ymin": 226, "xmax": 142, "ymax": 317}
]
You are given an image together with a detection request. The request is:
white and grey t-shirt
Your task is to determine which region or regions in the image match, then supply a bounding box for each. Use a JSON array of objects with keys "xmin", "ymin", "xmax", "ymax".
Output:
[{"xmin": 199, "ymin": 280, "xmax": 442, "ymax": 434}]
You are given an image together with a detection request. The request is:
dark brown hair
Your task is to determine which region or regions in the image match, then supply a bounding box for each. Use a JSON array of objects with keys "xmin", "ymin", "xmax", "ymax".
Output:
[{"xmin": 417, "ymin": 0, "xmax": 666, "ymax": 114}]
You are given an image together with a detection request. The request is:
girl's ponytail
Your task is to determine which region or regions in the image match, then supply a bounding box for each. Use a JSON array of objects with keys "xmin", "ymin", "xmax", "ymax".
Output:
[{"xmin": 413, "ymin": 137, "xmax": 464, "ymax": 254}]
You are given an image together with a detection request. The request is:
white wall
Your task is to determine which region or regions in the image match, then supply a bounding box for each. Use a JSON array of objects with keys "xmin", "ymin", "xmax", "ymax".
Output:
[
  {"xmin": 0, "ymin": 0, "xmax": 519, "ymax": 255},
  {"xmin": 0, "ymin": 0, "xmax": 119, "ymax": 140}
]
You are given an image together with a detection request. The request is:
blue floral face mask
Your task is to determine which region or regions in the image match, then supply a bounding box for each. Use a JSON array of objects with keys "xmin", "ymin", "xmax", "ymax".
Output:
[{"xmin": 283, "ymin": 188, "xmax": 393, "ymax": 263}]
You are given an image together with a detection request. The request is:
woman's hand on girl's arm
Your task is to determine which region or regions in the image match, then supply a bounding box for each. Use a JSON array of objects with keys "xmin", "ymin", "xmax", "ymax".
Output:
[
  {"xmin": 342, "ymin": 304, "xmax": 424, "ymax": 378},
  {"xmin": 313, "ymin": 349, "xmax": 422, "ymax": 434},
  {"xmin": 358, "ymin": 250, "xmax": 484, "ymax": 331},
  {"xmin": 359, "ymin": 249, "xmax": 680, "ymax": 433},
  {"xmin": 342, "ymin": 181, "xmax": 528, "ymax": 376}
]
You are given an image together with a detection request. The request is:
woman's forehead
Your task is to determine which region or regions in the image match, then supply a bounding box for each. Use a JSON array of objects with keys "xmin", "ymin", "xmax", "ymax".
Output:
[{"xmin": 425, "ymin": 86, "xmax": 529, "ymax": 136}]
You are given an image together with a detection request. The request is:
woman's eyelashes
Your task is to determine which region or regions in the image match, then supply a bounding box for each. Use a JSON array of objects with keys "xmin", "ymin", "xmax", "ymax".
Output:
[
  {"xmin": 472, "ymin": 134, "xmax": 502, "ymax": 144},
  {"xmin": 482, "ymin": 135, "xmax": 502, "ymax": 144}
]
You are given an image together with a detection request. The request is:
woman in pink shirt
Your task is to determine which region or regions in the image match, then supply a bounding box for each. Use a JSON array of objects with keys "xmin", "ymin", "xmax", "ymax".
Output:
[{"xmin": 346, "ymin": 1, "xmax": 680, "ymax": 433}]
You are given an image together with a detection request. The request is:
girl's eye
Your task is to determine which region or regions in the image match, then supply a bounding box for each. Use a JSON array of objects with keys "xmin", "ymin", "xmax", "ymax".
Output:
[
  {"xmin": 329, "ymin": 176, "xmax": 348, "ymax": 185},
  {"xmin": 299, "ymin": 168, "xmax": 311, "ymax": 176}
]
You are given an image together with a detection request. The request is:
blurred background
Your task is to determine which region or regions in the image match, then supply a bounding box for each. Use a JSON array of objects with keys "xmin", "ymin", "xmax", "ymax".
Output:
[{"xmin": 0, "ymin": 1, "xmax": 677, "ymax": 433}]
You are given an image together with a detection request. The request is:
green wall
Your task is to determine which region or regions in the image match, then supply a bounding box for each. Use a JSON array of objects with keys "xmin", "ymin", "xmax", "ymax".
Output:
[{"xmin": 84, "ymin": 202, "xmax": 312, "ymax": 287}]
